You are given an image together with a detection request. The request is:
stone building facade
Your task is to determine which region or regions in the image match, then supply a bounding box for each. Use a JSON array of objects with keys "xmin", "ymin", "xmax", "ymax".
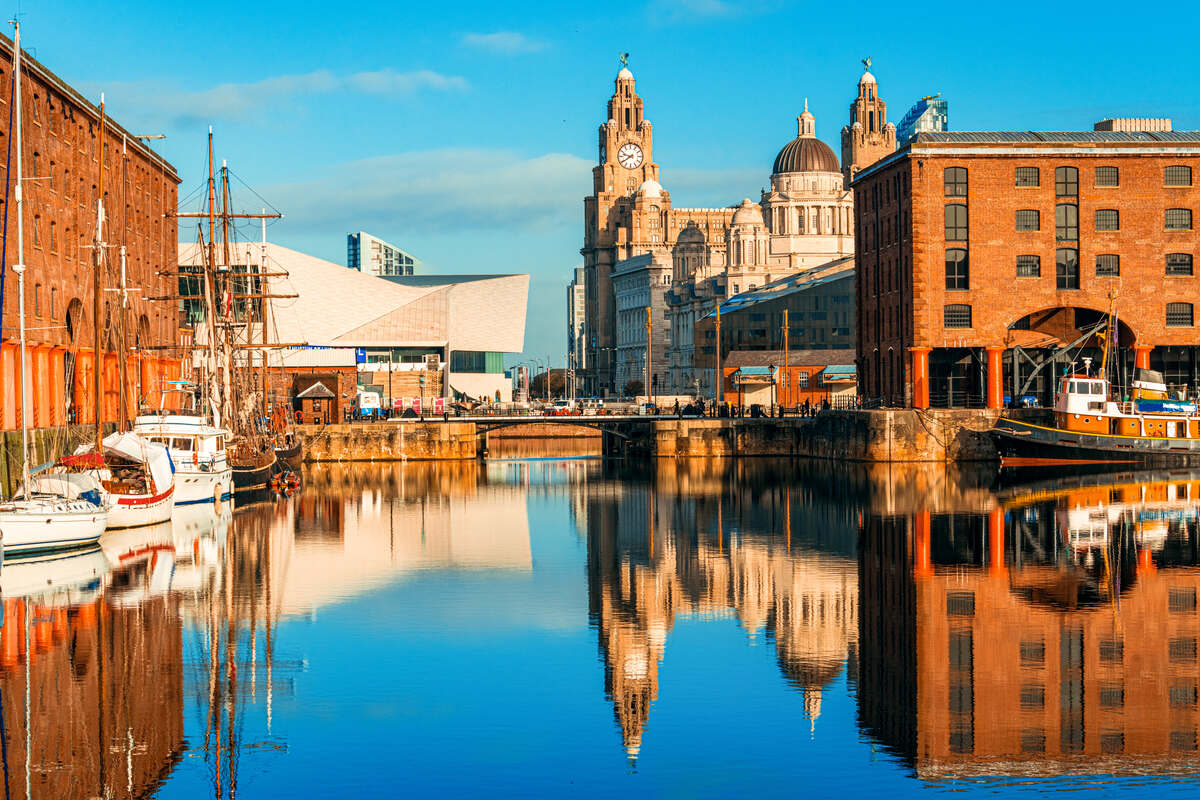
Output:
[
  {"xmin": 582, "ymin": 65, "xmax": 882, "ymax": 398},
  {"xmin": 841, "ymin": 62, "xmax": 897, "ymax": 186},
  {"xmin": 854, "ymin": 128, "xmax": 1200, "ymax": 408},
  {"xmin": 0, "ymin": 31, "xmax": 181, "ymax": 430}
]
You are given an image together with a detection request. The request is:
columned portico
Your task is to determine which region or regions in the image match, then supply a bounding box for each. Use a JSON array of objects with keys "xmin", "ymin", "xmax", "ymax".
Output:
[
  {"xmin": 909, "ymin": 347, "xmax": 930, "ymax": 410},
  {"xmin": 985, "ymin": 347, "xmax": 1004, "ymax": 410}
]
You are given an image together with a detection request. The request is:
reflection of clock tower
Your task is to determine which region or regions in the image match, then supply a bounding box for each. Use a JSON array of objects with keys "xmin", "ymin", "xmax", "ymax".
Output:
[{"xmin": 581, "ymin": 65, "xmax": 661, "ymax": 395}]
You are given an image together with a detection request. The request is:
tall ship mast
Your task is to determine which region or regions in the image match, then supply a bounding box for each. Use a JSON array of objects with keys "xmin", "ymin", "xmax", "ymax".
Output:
[{"xmin": 162, "ymin": 130, "xmax": 296, "ymax": 496}]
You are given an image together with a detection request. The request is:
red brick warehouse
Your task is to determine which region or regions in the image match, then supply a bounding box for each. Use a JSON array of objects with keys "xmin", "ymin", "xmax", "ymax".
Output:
[
  {"xmin": 0, "ymin": 30, "xmax": 182, "ymax": 430},
  {"xmin": 854, "ymin": 127, "xmax": 1200, "ymax": 409}
]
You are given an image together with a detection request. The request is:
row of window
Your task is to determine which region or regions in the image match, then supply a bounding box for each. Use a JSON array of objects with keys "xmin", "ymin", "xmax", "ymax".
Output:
[
  {"xmin": 946, "ymin": 203, "xmax": 1193, "ymax": 240},
  {"xmin": 945, "ymin": 165, "xmax": 1194, "ymax": 196},
  {"xmin": 944, "ymin": 302, "xmax": 1195, "ymax": 328},
  {"xmin": 945, "ymin": 249, "xmax": 1195, "ymax": 288}
]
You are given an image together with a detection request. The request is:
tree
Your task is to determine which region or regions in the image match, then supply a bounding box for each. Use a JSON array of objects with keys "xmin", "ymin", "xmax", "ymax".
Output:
[
  {"xmin": 530, "ymin": 370, "xmax": 567, "ymax": 399},
  {"xmin": 623, "ymin": 379, "xmax": 644, "ymax": 397}
]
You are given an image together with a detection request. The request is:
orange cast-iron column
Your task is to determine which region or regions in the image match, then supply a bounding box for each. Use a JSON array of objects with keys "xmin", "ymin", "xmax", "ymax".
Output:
[
  {"xmin": 909, "ymin": 347, "xmax": 931, "ymax": 409},
  {"xmin": 986, "ymin": 347, "xmax": 1005, "ymax": 410}
]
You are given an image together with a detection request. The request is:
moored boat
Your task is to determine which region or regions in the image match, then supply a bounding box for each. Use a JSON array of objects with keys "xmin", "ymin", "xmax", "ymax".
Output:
[
  {"xmin": 992, "ymin": 367, "xmax": 1200, "ymax": 470},
  {"xmin": 55, "ymin": 432, "xmax": 176, "ymax": 528},
  {"xmin": 134, "ymin": 398, "xmax": 233, "ymax": 507}
]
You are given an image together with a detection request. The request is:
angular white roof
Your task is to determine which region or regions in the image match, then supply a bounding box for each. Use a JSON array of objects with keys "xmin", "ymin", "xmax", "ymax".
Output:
[{"xmin": 178, "ymin": 242, "xmax": 528, "ymax": 359}]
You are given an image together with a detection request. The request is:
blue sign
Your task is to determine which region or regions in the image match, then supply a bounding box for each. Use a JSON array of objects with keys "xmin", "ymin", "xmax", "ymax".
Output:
[{"xmin": 355, "ymin": 348, "xmax": 367, "ymax": 364}]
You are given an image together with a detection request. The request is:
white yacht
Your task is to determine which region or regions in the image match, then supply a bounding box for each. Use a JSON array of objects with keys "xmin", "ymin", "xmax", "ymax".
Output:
[{"xmin": 134, "ymin": 403, "xmax": 233, "ymax": 507}]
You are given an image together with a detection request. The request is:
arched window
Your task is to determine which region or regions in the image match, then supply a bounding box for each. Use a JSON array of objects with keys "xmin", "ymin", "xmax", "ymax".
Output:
[
  {"xmin": 944, "ymin": 167, "xmax": 967, "ymax": 197},
  {"xmin": 1166, "ymin": 208, "xmax": 1193, "ymax": 230},
  {"xmin": 944, "ymin": 204, "xmax": 967, "ymax": 241},
  {"xmin": 1165, "ymin": 166, "xmax": 1193, "ymax": 187},
  {"xmin": 943, "ymin": 304, "xmax": 972, "ymax": 329},
  {"xmin": 945, "ymin": 248, "xmax": 969, "ymax": 290},
  {"xmin": 1055, "ymin": 166, "xmax": 1078, "ymax": 197},
  {"xmin": 1056, "ymin": 204, "xmax": 1078, "ymax": 241},
  {"xmin": 1167, "ymin": 303, "xmax": 1194, "ymax": 327},
  {"xmin": 1167, "ymin": 253, "xmax": 1194, "ymax": 276},
  {"xmin": 1056, "ymin": 248, "xmax": 1080, "ymax": 290}
]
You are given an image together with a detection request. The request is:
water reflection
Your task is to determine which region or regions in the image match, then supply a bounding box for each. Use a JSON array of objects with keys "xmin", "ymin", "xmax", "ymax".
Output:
[
  {"xmin": 582, "ymin": 460, "xmax": 861, "ymax": 762},
  {"xmin": 5, "ymin": 461, "xmax": 1200, "ymax": 795},
  {"xmin": 860, "ymin": 469, "xmax": 1200, "ymax": 784}
]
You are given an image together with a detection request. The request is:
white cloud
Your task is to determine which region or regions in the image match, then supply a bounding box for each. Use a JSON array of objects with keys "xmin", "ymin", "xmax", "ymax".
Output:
[
  {"xmin": 647, "ymin": 0, "xmax": 778, "ymax": 23},
  {"xmin": 460, "ymin": 31, "xmax": 547, "ymax": 54},
  {"xmin": 262, "ymin": 148, "xmax": 592, "ymax": 235},
  {"xmin": 85, "ymin": 68, "xmax": 468, "ymax": 128}
]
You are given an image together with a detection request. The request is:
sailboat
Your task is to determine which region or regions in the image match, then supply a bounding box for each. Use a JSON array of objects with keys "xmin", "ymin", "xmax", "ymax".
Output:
[
  {"xmin": 0, "ymin": 21, "xmax": 108, "ymax": 554},
  {"xmin": 134, "ymin": 382, "xmax": 233, "ymax": 506},
  {"xmin": 45, "ymin": 93, "xmax": 176, "ymax": 527},
  {"xmin": 164, "ymin": 132, "xmax": 291, "ymax": 497}
]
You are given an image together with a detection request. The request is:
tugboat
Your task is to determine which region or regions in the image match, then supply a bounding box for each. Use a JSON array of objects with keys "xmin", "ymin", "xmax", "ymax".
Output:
[{"xmin": 991, "ymin": 361, "xmax": 1200, "ymax": 469}]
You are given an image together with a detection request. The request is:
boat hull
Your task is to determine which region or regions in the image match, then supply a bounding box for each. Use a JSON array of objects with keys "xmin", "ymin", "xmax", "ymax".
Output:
[
  {"xmin": 232, "ymin": 456, "xmax": 277, "ymax": 494},
  {"xmin": 173, "ymin": 466, "xmax": 233, "ymax": 506},
  {"xmin": 275, "ymin": 441, "xmax": 303, "ymax": 469},
  {"xmin": 0, "ymin": 500, "xmax": 108, "ymax": 555},
  {"xmin": 107, "ymin": 486, "xmax": 176, "ymax": 529},
  {"xmin": 991, "ymin": 417, "xmax": 1200, "ymax": 471}
]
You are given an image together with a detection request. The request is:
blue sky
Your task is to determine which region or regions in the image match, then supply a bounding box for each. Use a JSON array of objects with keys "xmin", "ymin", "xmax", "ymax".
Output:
[{"xmin": 22, "ymin": 0, "xmax": 1200, "ymax": 363}]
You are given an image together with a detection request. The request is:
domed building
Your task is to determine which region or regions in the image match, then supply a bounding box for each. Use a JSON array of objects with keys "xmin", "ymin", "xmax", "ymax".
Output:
[
  {"xmin": 760, "ymin": 101, "xmax": 855, "ymax": 271},
  {"xmin": 582, "ymin": 63, "xmax": 888, "ymax": 397}
]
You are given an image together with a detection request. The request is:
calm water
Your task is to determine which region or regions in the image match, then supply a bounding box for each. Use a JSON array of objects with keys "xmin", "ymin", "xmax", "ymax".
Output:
[{"xmin": 4, "ymin": 458, "xmax": 1200, "ymax": 797}]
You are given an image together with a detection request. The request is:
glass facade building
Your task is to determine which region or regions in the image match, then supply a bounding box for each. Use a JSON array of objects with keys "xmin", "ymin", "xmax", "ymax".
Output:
[{"xmin": 896, "ymin": 96, "xmax": 949, "ymax": 144}]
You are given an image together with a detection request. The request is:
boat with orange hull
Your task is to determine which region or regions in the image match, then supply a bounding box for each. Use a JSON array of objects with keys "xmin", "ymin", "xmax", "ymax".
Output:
[{"xmin": 992, "ymin": 368, "xmax": 1200, "ymax": 470}]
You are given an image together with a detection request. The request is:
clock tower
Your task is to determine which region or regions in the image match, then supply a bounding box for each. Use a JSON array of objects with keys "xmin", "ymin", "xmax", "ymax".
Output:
[{"xmin": 581, "ymin": 64, "xmax": 661, "ymax": 395}]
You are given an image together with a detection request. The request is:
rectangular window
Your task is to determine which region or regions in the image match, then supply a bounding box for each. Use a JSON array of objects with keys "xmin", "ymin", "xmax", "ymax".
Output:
[
  {"xmin": 1095, "ymin": 166, "xmax": 1119, "ymax": 187},
  {"xmin": 946, "ymin": 591, "xmax": 975, "ymax": 616},
  {"xmin": 945, "ymin": 204, "xmax": 968, "ymax": 241},
  {"xmin": 1171, "ymin": 587, "xmax": 1198, "ymax": 612},
  {"xmin": 1171, "ymin": 730, "xmax": 1198, "ymax": 752},
  {"xmin": 1017, "ymin": 255, "xmax": 1041, "ymax": 277},
  {"xmin": 1056, "ymin": 204, "xmax": 1079, "ymax": 240},
  {"xmin": 1167, "ymin": 253, "xmax": 1194, "ymax": 275},
  {"xmin": 1056, "ymin": 166, "xmax": 1078, "ymax": 197},
  {"xmin": 1100, "ymin": 638, "xmax": 1123, "ymax": 663},
  {"xmin": 1015, "ymin": 166, "xmax": 1039, "ymax": 187},
  {"xmin": 944, "ymin": 304, "xmax": 972, "ymax": 329},
  {"xmin": 1020, "ymin": 640, "xmax": 1045, "ymax": 665},
  {"xmin": 1096, "ymin": 254, "xmax": 1119, "ymax": 276},
  {"xmin": 798, "ymin": 371, "xmax": 809, "ymax": 388},
  {"xmin": 945, "ymin": 249, "xmax": 969, "ymax": 290},
  {"xmin": 1095, "ymin": 209, "xmax": 1119, "ymax": 231},
  {"xmin": 944, "ymin": 167, "xmax": 968, "ymax": 197},
  {"xmin": 1020, "ymin": 685, "xmax": 1045, "ymax": 709},
  {"xmin": 1099, "ymin": 684, "xmax": 1125, "ymax": 709},
  {"xmin": 1015, "ymin": 209, "xmax": 1040, "ymax": 231},
  {"xmin": 1101, "ymin": 733, "xmax": 1125, "ymax": 754},
  {"xmin": 1171, "ymin": 682, "xmax": 1199, "ymax": 709},
  {"xmin": 1057, "ymin": 248, "xmax": 1080, "ymax": 290},
  {"xmin": 33, "ymin": 284, "xmax": 41, "ymax": 317},
  {"xmin": 1170, "ymin": 637, "xmax": 1198, "ymax": 662},
  {"xmin": 1167, "ymin": 302, "xmax": 1194, "ymax": 327},
  {"xmin": 1167, "ymin": 208, "xmax": 1193, "ymax": 230},
  {"xmin": 1166, "ymin": 165, "xmax": 1193, "ymax": 187}
]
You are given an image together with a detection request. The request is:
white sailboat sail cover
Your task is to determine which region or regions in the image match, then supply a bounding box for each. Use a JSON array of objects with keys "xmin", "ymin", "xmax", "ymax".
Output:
[{"xmin": 75, "ymin": 432, "xmax": 176, "ymax": 494}]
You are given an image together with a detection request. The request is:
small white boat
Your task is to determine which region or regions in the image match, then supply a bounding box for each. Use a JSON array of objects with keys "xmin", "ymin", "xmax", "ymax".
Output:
[
  {"xmin": 134, "ymin": 402, "xmax": 233, "ymax": 507},
  {"xmin": 100, "ymin": 520, "xmax": 177, "ymax": 605},
  {"xmin": 56, "ymin": 432, "xmax": 176, "ymax": 529},
  {"xmin": 0, "ymin": 495, "xmax": 109, "ymax": 556}
]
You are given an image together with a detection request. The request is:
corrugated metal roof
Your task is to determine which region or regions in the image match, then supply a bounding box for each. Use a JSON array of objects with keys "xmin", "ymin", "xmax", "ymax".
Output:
[{"xmin": 916, "ymin": 130, "xmax": 1200, "ymax": 145}]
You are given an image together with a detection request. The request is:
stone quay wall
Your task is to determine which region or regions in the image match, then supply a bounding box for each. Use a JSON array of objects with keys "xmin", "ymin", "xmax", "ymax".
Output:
[
  {"xmin": 297, "ymin": 410, "xmax": 1048, "ymax": 464},
  {"xmin": 299, "ymin": 423, "xmax": 477, "ymax": 461}
]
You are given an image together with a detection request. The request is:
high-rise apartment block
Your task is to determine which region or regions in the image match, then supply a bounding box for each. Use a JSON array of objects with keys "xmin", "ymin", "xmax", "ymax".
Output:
[{"xmin": 346, "ymin": 231, "xmax": 421, "ymax": 277}]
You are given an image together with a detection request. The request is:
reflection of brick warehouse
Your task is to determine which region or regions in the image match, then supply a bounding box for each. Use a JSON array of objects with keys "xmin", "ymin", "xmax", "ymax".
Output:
[
  {"xmin": 859, "ymin": 503, "xmax": 1200, "ymax": 779},
  {"xmin": 0, "ymin": 595, "xmax": 184, "ymax": 799},
  {"xmin": 0, "ymin": 33, "xmax": 181, "ymax": 430}
]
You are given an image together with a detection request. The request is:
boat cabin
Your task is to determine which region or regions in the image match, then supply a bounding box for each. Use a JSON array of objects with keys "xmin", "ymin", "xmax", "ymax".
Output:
[{"xmin": 1054, "ymin": 374, "xmax": 1115, "ymax": 433}]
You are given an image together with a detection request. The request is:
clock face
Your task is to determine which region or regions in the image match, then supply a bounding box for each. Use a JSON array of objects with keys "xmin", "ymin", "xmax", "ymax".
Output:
[{"xmin": 617, "ymin": 142, "xmax": 644, "ymax": 169}]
